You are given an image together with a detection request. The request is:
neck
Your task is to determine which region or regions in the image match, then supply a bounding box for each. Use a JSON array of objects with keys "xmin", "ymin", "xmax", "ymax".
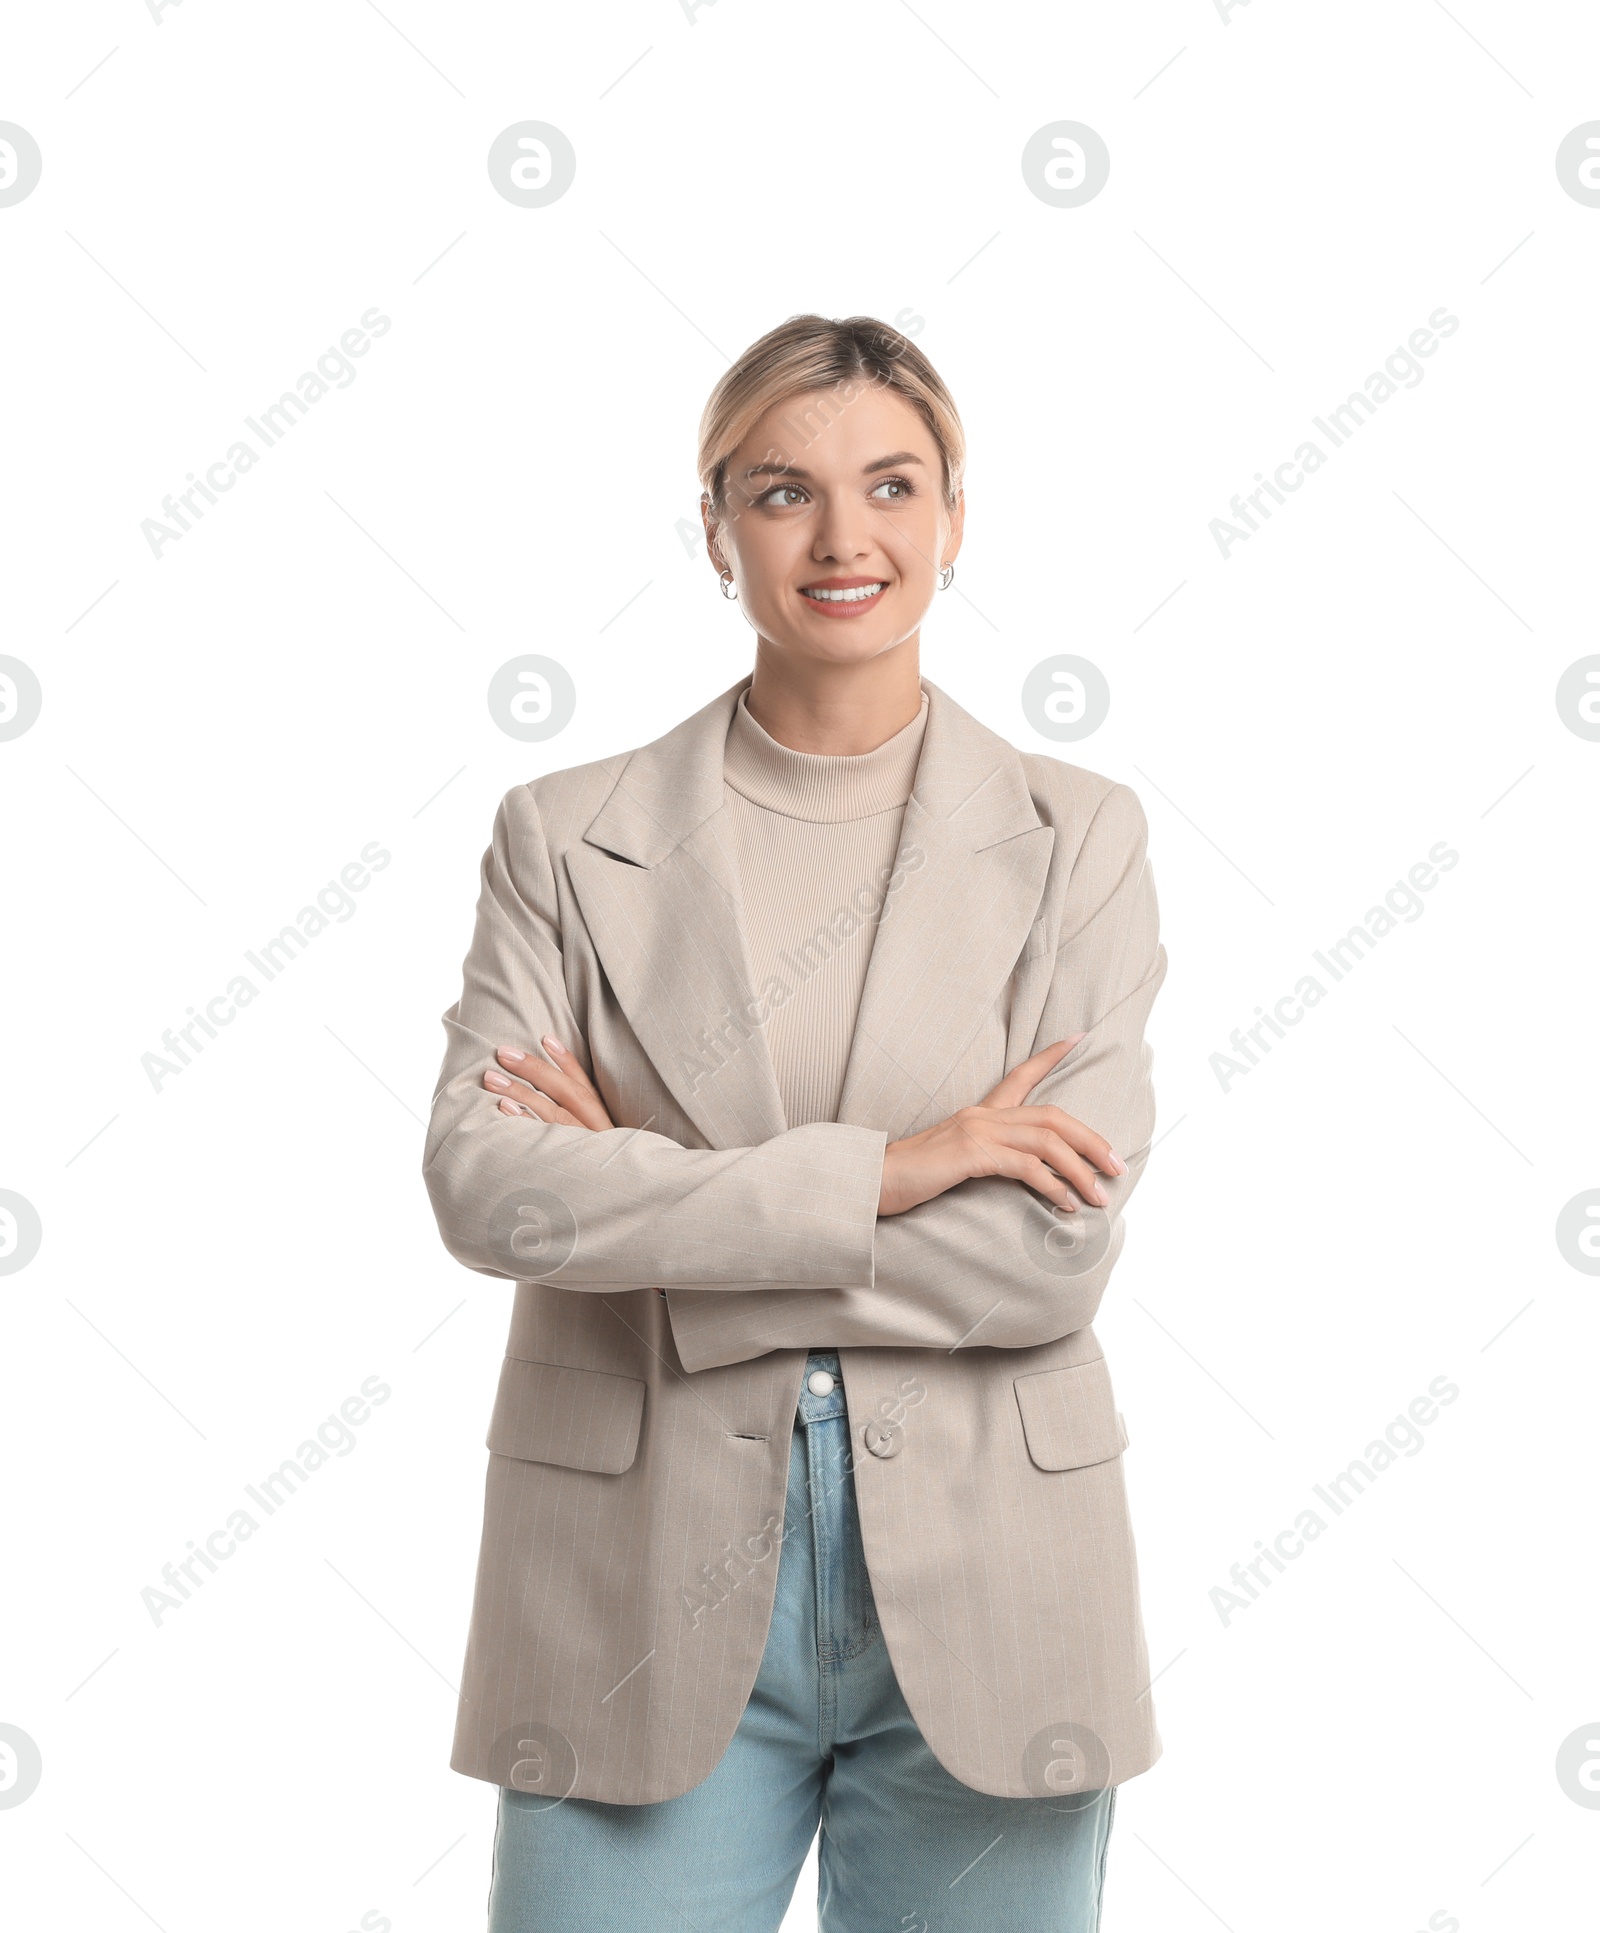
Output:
[{"xmin": 743, "ymin": 635, "xmax": 924, "ymax": 755}]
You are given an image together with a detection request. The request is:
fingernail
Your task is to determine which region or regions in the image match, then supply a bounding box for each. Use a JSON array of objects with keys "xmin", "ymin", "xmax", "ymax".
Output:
[
  {"xmin": 497, "ymin": 1045, "xmax": 525, "ymax": 1062},
  {"xmin": 498, "ymin": 1098, "xmax": 524, "ymax": 1116},
  {"xmin": 485, "ymin": 1070, "xmax": 511, "ymax": 1090},
  {"xmin": 542, "ymin": 1034, "xmax": 564, "ymax": 1055},
  {"xmin": 1106, "ymin": 1151, "xmax": 1127, "ymax": 1175},
  {"xmin": 1094, "ymin": 1184, "xmax": 1109, "ymax": 1206}
]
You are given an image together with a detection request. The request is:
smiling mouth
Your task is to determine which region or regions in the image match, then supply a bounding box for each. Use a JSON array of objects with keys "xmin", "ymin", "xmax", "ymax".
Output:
[{"xmin": 800, "ymin": 579, "xmax": 889, "ymax": 612}]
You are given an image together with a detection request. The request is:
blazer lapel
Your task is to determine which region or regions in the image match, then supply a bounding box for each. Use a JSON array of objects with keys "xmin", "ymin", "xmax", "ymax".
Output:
[
  {"xmin": 566, "ymin": 679, "xmax": 789, "ymax": 1151},
  {"xmin": 832, "ymin": 681, "xmax": 1055, "ymax": 1137},
  {"xmin": 567, "ymin": 674, "xmax": 1054, "ymax": 1152}
]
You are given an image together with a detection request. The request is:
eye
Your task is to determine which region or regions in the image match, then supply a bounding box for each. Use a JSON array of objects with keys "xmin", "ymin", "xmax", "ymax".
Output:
[
  {"xmin": 870, "ymin": 476, "xmax": 914, "ymax": 501},
  {"xmin": 757, "ymin": 482, "xmax": 808, "ymax": 508}
]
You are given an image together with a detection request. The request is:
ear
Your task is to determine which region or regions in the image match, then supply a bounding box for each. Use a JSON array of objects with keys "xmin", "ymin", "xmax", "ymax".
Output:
[
  {"xmin": 941, "ymin": 487, "xmax": 966, "ymax": 569},
  {"xmin": 700, "ymin": 493, "xmax": 728, "ymax": 575}
]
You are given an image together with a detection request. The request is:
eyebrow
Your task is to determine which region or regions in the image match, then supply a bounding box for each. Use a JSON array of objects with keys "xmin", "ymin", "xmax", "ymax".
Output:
[{"xmin": 738, "ymin": 451, "xmax": 927, "ymax": 482}]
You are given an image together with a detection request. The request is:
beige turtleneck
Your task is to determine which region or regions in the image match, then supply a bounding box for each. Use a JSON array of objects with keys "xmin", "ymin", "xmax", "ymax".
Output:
[{"xmin": 722, "ymin": 682, "xmax": 930, "ymax": 1129}]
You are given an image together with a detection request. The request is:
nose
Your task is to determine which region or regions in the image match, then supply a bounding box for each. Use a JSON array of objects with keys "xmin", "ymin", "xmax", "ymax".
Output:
[{"xmin": 812, "ymin": 488, "xmax": 875, "ymax": 567}]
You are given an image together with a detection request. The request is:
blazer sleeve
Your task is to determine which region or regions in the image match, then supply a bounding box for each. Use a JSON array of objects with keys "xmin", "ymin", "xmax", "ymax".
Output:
[
  {"xmin": 663, "ymin": 782, "xmax": 1166, "ymax": 1372},
  {"xmin": 421, "ymin": 783, "xmax": 887, "ymax": 1291}
]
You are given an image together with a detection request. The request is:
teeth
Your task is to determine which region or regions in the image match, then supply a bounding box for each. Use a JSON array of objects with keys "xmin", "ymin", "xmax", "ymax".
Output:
[{"xmin": 804, "ymin": 583, "xmax": 886, "ymax": 603}]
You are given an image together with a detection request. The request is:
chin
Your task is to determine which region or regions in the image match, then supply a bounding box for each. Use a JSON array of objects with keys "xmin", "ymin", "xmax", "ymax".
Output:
[{"xmin": 772, "ymin": 629, "xmax": 907, "ymax": 669}]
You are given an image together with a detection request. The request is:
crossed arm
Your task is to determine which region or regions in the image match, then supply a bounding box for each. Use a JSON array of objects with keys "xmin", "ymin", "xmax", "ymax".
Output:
[
  {"xmin": 423, "ymin": 780, "xmax": 1164, "ymax": 1372},
  {"xmin": 486, "ymin": 1034, "xmax": 1119, "ymax": 1217}
]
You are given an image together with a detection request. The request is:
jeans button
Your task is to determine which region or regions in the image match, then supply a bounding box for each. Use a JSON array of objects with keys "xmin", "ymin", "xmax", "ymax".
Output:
[{"xmin": 807, "ymin": 1370, "xmax": 835, "ymax": 1396}]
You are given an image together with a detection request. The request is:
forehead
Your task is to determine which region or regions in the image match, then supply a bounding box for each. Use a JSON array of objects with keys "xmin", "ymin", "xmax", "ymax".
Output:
[{"xmin": 730, "ymin": 382, "xmax": 935, "ymax": 472}]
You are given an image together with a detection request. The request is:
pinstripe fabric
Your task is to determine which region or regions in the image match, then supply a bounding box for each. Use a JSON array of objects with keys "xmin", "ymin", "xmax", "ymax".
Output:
[
  {"xmin": 486, "ymin": 1359, "xmax": 647, "ymax": 1476},
  {"xmin": 423, "ymin": 673, "xmax": 1167, "ymax": 1802},
  {"xmin": 1013, "ymin": 1360, "xmax": 1130, "ymax": 1471}
]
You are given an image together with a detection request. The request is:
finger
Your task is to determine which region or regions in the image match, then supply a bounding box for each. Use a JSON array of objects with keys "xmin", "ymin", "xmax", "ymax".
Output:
[
  {"xmin": 510, "ymin": 1037, "xmax": 611, "ymax": 1124},
  {"xmin": 980, "ymin": 1035, "xmax": 1085, "ymax": 1110},
  {"xmin": 496, "ymin": 1092, "xmax": 584, "ymax": 1127},
  {"xmin": 985, "ymin": 1142, "xmax": 1081, "ymax": 1210},
  {"xmin": 941, "ymin": 1107, "xmax": 1102, "ymax": 1204},
  {"xmin": 993, "ymin": 1105, "xmax": 1125, "ymax": 1176},
  {"xmin": 495, "ymin": 1041, "xmax": 611, "ymax": 1130},
  {"xmin": 483, "ymin": 1067, "xmax": 548, "ymax": 1108},
  {"xmin": 984, "ymin": 1122, "xmax": 1110, "ymax": 1205},
  {"xmin": 533, "ymin": 1034, "xmax": 601, "ymax": 1096},
  {"xmin": 981, "ymin": 1123, "xmax": 1102, "ymax": 1203}
]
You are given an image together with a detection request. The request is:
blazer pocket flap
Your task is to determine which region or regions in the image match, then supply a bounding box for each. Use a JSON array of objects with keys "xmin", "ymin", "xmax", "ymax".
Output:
[
  {"xmin": 487, "ymin": 1358, "xmax": 646, "ymax": 1475},
  {"xmin": 1014, "ymin": 1358, "xmax": 1128, "ymax": 1471}
]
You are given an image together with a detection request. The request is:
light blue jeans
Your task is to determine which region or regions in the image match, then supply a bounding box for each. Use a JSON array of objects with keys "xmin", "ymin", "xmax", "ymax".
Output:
[{"xmin": 487, "ymin": 1352, "xmax": 1115, "ymax": 1932}]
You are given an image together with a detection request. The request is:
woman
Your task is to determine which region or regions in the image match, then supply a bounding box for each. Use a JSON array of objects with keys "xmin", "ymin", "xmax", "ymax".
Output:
[{"xmin": 423, "ymin": 314, "xmax": 1167, "ymax": 1932}]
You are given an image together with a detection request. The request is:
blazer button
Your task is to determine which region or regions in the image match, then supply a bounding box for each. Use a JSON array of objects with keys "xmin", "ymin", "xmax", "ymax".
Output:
[{"xmin": 863, "ymin": 1418, "xmax": 903, "ymax": 1459}]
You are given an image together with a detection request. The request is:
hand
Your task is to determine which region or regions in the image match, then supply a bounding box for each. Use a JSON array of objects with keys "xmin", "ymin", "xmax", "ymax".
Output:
[
  {"xmin": 876, "ymin": 1036, "xmax": 1127, "ymax": 1218},
  {"xmin": 483, "ymin": 1036, "xmax": 616, "ymax": 1130},
  {"xmin": 489, "ymin": 1036, "xmax": 666, "ymax": 1294}
]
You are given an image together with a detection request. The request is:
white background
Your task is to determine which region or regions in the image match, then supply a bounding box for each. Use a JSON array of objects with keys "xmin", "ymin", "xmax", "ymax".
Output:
[{"xmin": 3, "ymin": 2, "xmax": 1598, "ymax": 1929}]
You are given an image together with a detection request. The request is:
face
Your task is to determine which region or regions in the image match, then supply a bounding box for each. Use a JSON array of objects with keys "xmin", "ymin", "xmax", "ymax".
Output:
[{"xmin": 703, "ymin": 380, "xmax": 963, "ymax": 669}]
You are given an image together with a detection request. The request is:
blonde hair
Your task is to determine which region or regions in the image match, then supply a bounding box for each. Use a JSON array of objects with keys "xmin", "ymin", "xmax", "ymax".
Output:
[{"xmin": 698, "ymin": 314, "xmax": 966, "ymax": 516}]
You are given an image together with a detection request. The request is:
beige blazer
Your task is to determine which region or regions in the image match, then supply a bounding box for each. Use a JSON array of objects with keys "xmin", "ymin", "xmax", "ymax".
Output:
[{"xmin": 423, "ymin": 673, "xmax": 1167, "ymax": 1804}]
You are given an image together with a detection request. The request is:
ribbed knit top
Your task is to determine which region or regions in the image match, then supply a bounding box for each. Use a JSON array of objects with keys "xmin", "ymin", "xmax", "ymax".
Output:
[{"xmin": 723, "ymin": 682, "xmax": 929, "ymax": 1129}]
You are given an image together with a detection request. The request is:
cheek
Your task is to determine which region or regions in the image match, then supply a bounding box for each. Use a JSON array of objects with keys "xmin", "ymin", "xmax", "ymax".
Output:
[
  {"xmin": 736, "ymin": 520, "xmax": 804, "ymax": 587},
  {"xmin": 884, "ymin": 513, "xmax": 943, "ymax": 581}
]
